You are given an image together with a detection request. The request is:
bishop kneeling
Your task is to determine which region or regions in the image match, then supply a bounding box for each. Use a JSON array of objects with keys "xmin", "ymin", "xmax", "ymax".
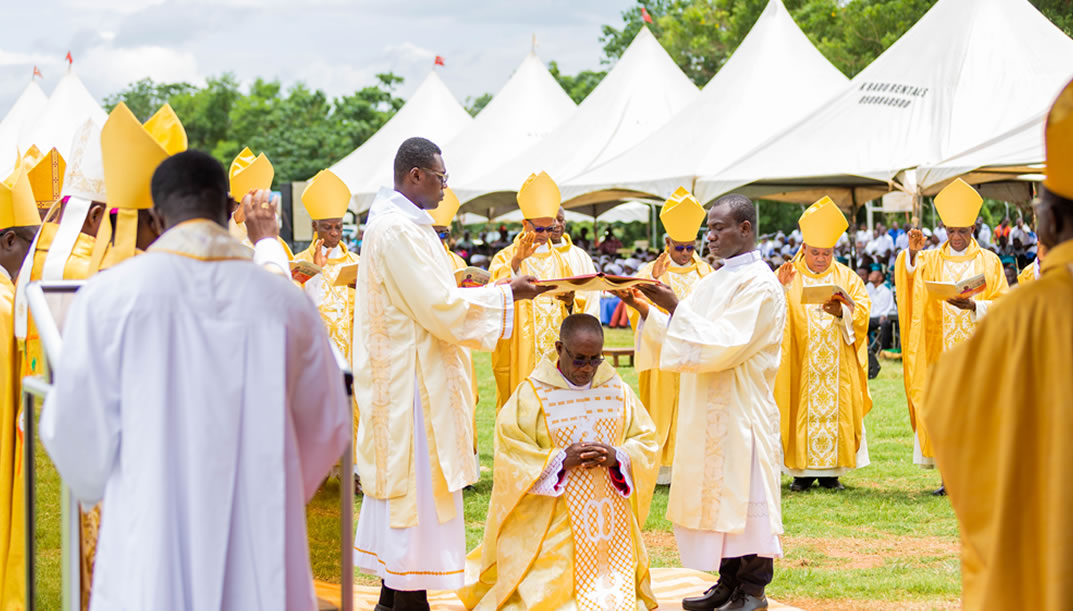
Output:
[{"xmin": 460, "ymin": 313, "xmax": 659, "ymax": 611}]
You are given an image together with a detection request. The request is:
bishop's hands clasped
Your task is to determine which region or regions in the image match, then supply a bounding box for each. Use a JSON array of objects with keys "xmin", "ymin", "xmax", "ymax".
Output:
[{"xmin": 563, "ymin": 442, "xmax": 619, "ymax": 470}]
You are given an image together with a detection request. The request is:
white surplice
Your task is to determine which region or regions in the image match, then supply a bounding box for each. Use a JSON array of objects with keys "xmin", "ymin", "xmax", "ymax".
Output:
[
  {"xmin": 352, "ymin": 188, "xmax": 514, "ymax": 591},
  {"xmin": 40, "ymin": 220, "xmax": 350, "ymax": 611},
  {"xmin": 636, "ymin": 249, "xmax": 787, "ymax": 568}
]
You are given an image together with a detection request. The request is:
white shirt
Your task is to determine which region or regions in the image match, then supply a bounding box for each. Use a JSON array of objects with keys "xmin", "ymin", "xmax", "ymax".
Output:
[
  {"xmin": 866, "ymin": 282, "xmax": 895, "ymax": 317},
  {"xmin": 933, "ymin": 226, "xmax": 948, "ymax": 243},
  {"xmin": 856, "ymin": 229, "xmax": 872, "ymax": 244},
  {"xmin": 866, "ymin": 234, "xmax": 894, "ymax": 256},
  {"xmin": 41, "ymin": 220, "xmax": 350, "ymax": 611},
  {"xmin": 895, "ymin": 232, "xmax": 910, "ymax": 252}
]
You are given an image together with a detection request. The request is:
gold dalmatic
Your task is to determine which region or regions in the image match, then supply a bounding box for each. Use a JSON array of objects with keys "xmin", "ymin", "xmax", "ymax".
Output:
[
  {"xmin": 535, "ymin": 376, "xmax": 635, "ymax": 611},
  {"xmin": 525, "ymin": 253, "xmax": 562, "ymax": 364},
  {"xmin": 940, "ymin": 258, "xmax": 977, "ymax": 351},
  {"xmin": 800, "ymin": 274, "xmax": 840, "ymax": 468},
  {"xmin": 295, "ymin": 245, "xmax": 358, "ymax": 361}
]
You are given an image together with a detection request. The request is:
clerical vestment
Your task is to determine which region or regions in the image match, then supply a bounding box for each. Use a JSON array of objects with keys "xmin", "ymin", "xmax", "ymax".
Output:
[
  {"xmin": 922, "ymin": 240, "xmax": 1073, "ymax": 611},
  {"xmin": 40, "ymin": 219, "xmax": 350, "ymax": 610},
  {"xmin": 294, "ymin": 243, "xmax": 359, "ymax": 361},
  {"xmin": 490, "ymin": 239, "xmax": 575, "ymax": 411},
  {"xmin": 444, "ymin": 245, "xmax": 480, "ymax": 453},
  {"xmin": 635, "ymin": 250, "xmax": 785, "ymax": 568},
  {"xmin": 0, "ymin": 271, "xmax": 19, "ymax": 608},
  {"xmin": 1016, "ymin": 258, "xmax": 1039, "ymax": 285},
  {"xmin": 775, "ymin": 259, "xmax": 872, "ymax": 475},
  {"xmin": 895, "ymin": 239, "xmax": 1007, "ymax": 462},
  {"xmin": 628, "ymin": 255, "xmax": 712, "ymax": 467},
  {"xmin": 353, "ymin": 188, "xmax": 513, "ymax": 590},
  {"xmin": 459, "ymin": 359, "xmax": 658, "ymax": 611},
  {"xmin": 554, "ymin": 235, "xmax": 601, "ymax": 317}
]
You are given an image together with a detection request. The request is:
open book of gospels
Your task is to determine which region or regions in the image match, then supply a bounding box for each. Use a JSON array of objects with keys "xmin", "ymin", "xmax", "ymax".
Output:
[
  {"xmin": 333, "ymin": 263, "xmax": 359, "ymax": 287},
  {"xmin": 536, "ymin": 273, "xmax": 658, "ymax": 295},
  {"xmin": 800, "ymin": 284, "xmax": 856, "ymax": 308},
  {"xmin": 290, "ymin": 260, "xmax": 321, "ymax": 283},
  {"xmin": 924, "ymin": 273, "xmax": 986, "ymax": 299},
  {"xmin": 454, "ymin": 266, "xmax": 492, "ymax": 287}
]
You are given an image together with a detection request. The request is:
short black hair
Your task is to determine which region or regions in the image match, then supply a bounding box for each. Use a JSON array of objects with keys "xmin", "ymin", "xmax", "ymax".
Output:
[
  {"xmin": 559, "ymin": 313, "xmax": 604, "ymax": 342},
  {"xmin": 711, "ymin": 193, "xmax": 756, "ymax": 231},
  {"xmin": 393, "ymin": 137, "xmax": 442, "ymax": 184},
  {"xmin": 151, "ymin": 150, "xmax": 229, "ymax": 220}
]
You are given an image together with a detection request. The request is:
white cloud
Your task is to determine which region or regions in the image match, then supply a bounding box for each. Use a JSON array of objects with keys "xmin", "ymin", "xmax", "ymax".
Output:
[{"xmin": 79, "ymin": 45, "xmax": 202, "ymax": 95}]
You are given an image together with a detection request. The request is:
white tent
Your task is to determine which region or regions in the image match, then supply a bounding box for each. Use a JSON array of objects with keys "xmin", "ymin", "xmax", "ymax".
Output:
[
  {"xmin": 442, "ymin": 52, "xmax": 576, "ymax": 188},
  {"xmin": 596, "ymin": 201, "xmax": 652, "ymax": 224},
  {"xmin": 328, "ymin": 71, "xmax": 472, "ymax": 213},
  {"xmin": 0, "ymin": 80, "xmax": 48, "ymax": 172},
  {"xmin": 695, "ymin": 0, "xmax": 1073, "ymax": 208},
  {"xmin": 19, "ymin": 71, "xmax": 107, "ymax": 162},
  {"xmin": 456, "ymin": 27, "xmax": 700, "ymax": 218},
  {"xmin": 565, "ymin": 0, "xmax": 849, "ymax": 206}
]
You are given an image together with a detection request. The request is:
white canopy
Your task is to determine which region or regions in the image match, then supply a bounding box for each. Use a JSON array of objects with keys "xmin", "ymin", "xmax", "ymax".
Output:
[
  {"xmin": 327, "ymin": 71, "xmax": 472, "ymax": 213},
  {"xmin": 695, "ymin": 0, "xmax": 1073, "ymax": 208},
  {"xmin": 565, "ymin": 0, "xmax": 849, "ymax": 206},
  {"xmin": 456, "ymin": 26, "xmax": 700, "ymax": 218},
  {"xmin": 442, "ymin": 53, "xmax": 576, "ymax": 188},
  {"xmin": 0, "ymin": 80, "xmax": 48, "ymax": 172},
  {"xmin": 19, "ymin": 71, "xmax": 107, "ymax": 162}
]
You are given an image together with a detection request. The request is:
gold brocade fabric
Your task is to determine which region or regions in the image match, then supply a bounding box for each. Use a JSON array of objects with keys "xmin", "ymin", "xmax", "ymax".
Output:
[
  {"xmin": 627, "ymin": 256, "xmax": 712, "ymax": 466},
  {"xmin": 800, "ymin": 275, "xmax": 842, "ymax": 467},
  {"xmin": 923, "ymin": 241, "xmax": 1073, "ymax": 610},
  {"xmin": 294, "ymin": 244, "xmax": 359, "ymax": 361}
]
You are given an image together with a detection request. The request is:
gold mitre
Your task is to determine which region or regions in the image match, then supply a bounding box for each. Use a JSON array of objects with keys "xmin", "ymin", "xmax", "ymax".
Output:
[
  {"xmin": 660, "ymin": 186, "xmax": 705, "ymax": 242},
  {"xmin": 798, "ymin": 196, "xmax": 847, "ymax": 249},
  {"xmin": 517, "ymin": 171, "xmax": 560, "ymax": 220},
  {"xmin": 429, "ymin": 187, "xmax": 461, "ymax": 226},
  {"xmin": 1044, "ymin": 77, "xmax": 1073, "ymax": 200},
  {"xmin": 0, "ymin": 164, "xmax": 41, "ymax": 229},
  {"xmin": 64, "ymin": 118, "xmax": 108, "ymax": 203},
  {"xmin": 229, "ymin": 147, "xmax": 274, "ymax": 203},
  {"xmin": 101, "ymin": 102, "xmax": 187, "ymax": 211},
  {"xmin": 933, "ymin": 178, "xmax": 982, "ymax": 228},
  {"xmin": 302, "ymin": 170, "xmax": 351, "ymax": 220},
  {"xmin": 21, "ymin": 145, "xmax": 66, "ymax": 209}
]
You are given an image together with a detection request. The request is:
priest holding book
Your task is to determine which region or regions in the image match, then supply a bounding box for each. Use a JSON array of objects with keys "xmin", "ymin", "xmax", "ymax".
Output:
[
  {"xmin": 895, "ymin": 179, "xmax": 1008, "ymax": 490},
  {"xmin": 627, "ymin": 187, "xmax": 713, "ymax": 483},
  {"xmin": 774, "ymin": 197, "xmax": 871, "ymax": 492}
]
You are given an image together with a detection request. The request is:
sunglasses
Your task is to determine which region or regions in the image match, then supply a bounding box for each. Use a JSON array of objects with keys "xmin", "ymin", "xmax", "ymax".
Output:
[
  {"xmin": 562, "ymin": 345, "xmax": 604, "ymax": 368},
  {"xmin": 436, "ymin": 230, "xmax": 449, "ymax": 240},
  {"xmin": 530, "ymin": 225, "xmax": 555, "ymax": 233},
  {"xmin": 672, "ymin": 245, "xmax": 696, "ymax": 252},
  {"xmin": 422, "ymin": 168, "xmax": 449, "ymax": 186}
]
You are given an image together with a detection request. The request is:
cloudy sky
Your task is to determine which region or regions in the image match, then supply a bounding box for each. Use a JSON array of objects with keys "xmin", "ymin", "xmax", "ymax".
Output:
[{"xmin": 1, "ymin": 0, "xmax": 634, "ymax": 113}]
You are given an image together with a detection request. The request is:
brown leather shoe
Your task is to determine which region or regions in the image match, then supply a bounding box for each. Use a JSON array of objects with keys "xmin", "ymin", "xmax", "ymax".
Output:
[{"xmin": 682, "ymin": 582, "xmax": 735, "ymax": 610}]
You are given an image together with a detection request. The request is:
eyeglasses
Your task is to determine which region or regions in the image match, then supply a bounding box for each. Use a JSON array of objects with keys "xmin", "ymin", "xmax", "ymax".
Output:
[
  {"xmin": 436, "ymin": 230, "xmax": 449, "ymax": 240},
  {"xmin": 672, "ymin": 245, "xmax": 696, "ymax": 252},
  {"xmin": 422, "ymin": 168, "xmax": 449, "ymax": 186},
  {"xmin": 562, "ymin": 345, "xmax": 604, "ymax": 368}
]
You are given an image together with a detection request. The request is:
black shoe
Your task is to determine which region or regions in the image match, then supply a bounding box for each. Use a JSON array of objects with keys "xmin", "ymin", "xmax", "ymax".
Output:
[
  {"xmin": 932, "ymin": 484, "xmax": 947, "ymax": 496},
  {"xmin": 716, "ymin": 591, "xmax": 769, "ymax": 610},
  {"xmin": 789, "ymin": 477, "xmax": 815, "ymax": 492},
  {"xmin": 818, "ymin": 477, "xmax": 845, "ymax": 490},
  {"xmin": 682, "ymin": 582, "xmax": 735, "ymax": 610},
  {"xmin": 373, "ymin": 605, "xmax": 392, "ymax": 611}
]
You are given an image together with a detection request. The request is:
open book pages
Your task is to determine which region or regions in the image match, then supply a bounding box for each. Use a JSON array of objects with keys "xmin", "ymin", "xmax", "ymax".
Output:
[
  {"xmin": 801, "ymin": 284, "xmax": 856, "ymax": 308},
  {"xmin": 536, "ymin": 273, "xmax": 658, "ymax": 295},
  {"xmin": 924, "ymin": 273, "xmax": 986, "ymax": 300},
  {"xmin": 454, "ymin": 266, "xmax": 492, "ymax": 287},
  {"xmin": 333, "ymin": 262, "xmax": 359, "ymax": 287},
  {"xmin": 290, "ymin": 260, "xmax": 322, "ymax": 284}
]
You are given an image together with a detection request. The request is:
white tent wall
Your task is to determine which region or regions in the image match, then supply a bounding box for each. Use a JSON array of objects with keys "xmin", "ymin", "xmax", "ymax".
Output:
[
  {"xmin": 694, "ymin": 0, "xmax": 1073, "ymax": 209},
  {"xmin": 327, "ymin": 71, "xmax": 472, "ymax": 214},
  {"xmin": 18, "ymin": 71, "xmax": 106, "ymax": 162},
  {"xmin": 563, "ymin": 0, "xmax": 849, "ymax": 207},
  {"xmin": 442, "ymin": 53, "xmax": 576, "ymax": 188},
  {"xmin": 0, "ymin": 81, "xmax": 48, "ymax": 173},
  {"xmin": 454, "ymin": 26, "xmax": 699, "ymax": 219}
]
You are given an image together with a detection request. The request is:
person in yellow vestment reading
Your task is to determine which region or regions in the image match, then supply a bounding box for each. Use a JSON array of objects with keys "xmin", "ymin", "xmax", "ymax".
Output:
[
  {"xmin": 922, "ymin": 78, "xmax": 1073, "ymax": 611},
  {"xmin": 0, "ymin": 162, "xmax": 41, "ymax": 609},
  {"xmin": 774, "ymin": 197, "xmax": 872, "ymax": 492},
  {"xmin": 490, "ymin": 172, "xmax": 582, "ymax": 411},
  {"xmin": 294, "ymin": 169, "xmax": 359, "ymax": 361},
  {"xmin": 895, "ymin": 178, "xmax": 1008, "ymax": 493},
  {"xmin": 551, "ymin": 207, "xmax": 600, "ymax": 317},
  {"xmin": 459, "ymin": 313, "xmax": 659, "ymax": 611},
  {"xmin": 627, "ymin": 187, "xmax": 712, "ymax": 483}
]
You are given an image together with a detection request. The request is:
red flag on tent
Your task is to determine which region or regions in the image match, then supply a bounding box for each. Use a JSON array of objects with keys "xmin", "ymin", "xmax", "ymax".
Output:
[
  {"xmin": 641, "ymin": 7, "xmax": 653, "ymax": 23},
  {"xmin": 32, "ymin": 66, "xmax": 42, "ymax": 79},
  {"xmin": 434, "ymin": 55, "xmax": 445, "ymax": 66},
  {"xmin": 65, "ymin": 51, "xmax": 73, "ymax": 65}
]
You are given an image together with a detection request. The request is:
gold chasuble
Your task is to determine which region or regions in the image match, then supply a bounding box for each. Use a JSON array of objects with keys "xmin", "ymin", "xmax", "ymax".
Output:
[
  {"xmin": 628, "ymin": 255, "xmax": 712, "ymax": 466},
  {"xmin": 460, "ymin": 360, "xmax": 658, "ymax": 611},
  {"xmin": 293, "ymin": 244, "xmax": 359, "ymax": 360},
  {"xmin": 1016, "ymin": 258, "xmax": 1039, "ymax": 285},
  {"xmin": 775, "ymin": 259, "xmax": 871, "ymax": 472},
  {"xmin": 489, "ymin": 239, "xmax": 574, "ymax": 410},
  {"xmin": 894, "ymin": 239, "xmax": 1007, "ymax": 459}
]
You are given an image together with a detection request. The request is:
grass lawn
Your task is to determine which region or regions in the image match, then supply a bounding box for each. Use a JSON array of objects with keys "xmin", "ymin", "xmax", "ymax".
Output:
[{"xmin": 30, "ymin": 327, "xmax": 961, "ymax": 610}]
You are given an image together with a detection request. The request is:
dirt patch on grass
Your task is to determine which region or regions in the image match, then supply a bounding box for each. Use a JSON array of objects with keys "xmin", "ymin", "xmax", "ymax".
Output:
[
  {"xmin": 642, "ymin": 530, "xmax": 678, "ymax": 555},
  {"xmin": 783, "ymin": 535, "xmax": 959, "ymax": 570},
  {"xmin": 785, "ymin": 598, "xmax": 959, "ymax": 610}
]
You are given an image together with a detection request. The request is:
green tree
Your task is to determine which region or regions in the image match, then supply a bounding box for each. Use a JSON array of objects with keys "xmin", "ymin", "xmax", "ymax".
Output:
[
  {"xmin": 103, "ymin": 78, "xmax": 196, "ymax": 119},
  {"xmin": 465, "ymin": 93, "xmax": 493, "ymax": 117},
  {"xmin": 547, "ymin": 61, "xmax": 607, "ymax": 103},
  {"xmin": 332, "ymin": 72, "xmax": 406, "ymax": 152}
]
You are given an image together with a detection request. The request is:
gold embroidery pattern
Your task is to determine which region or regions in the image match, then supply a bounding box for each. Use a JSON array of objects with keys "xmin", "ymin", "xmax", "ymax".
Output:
[
  {"xmin": 364, "ymin": 243, "xmax": 392, "ymax": 495},
  {"xmin": 526, "ymin": 253, "xmax": 565, "ymax": 364},
  {"xmin": 312, "ymin": 257, "xmax": 357, "ymax": 361},
  {"xmin": 537, "ymin": 378, "xmax": 635, "ymax": 611},
  {"xmin": 439, "ymin": 338, "xmax": 478, "ymax": 484},
  {"xmin": 801, "ymin": 274, "xmax": 840, "ymax": 468},
  {"xmin": 701, "ymin": 376, "xmax": 729, "ymax": 526},
  {"xmin": 941, "ymin": 258, "xmax": 977, "ymax": 351}
]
